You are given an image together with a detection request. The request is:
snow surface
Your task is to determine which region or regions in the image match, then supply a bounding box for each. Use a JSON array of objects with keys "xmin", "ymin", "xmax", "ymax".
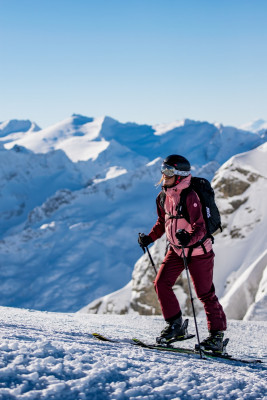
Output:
[{"xmin": 0, "ymin": 306, "xmax": 266, "ymax": 400}]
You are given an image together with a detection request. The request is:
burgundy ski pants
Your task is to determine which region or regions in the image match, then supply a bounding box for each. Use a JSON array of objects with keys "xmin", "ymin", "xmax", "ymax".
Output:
[{"xmin": 154, "ymin": 247, "xmax": 227, "ymax": 332}]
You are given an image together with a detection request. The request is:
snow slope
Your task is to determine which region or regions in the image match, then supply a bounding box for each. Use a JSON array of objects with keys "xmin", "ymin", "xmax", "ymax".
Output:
[
  {"xmin": 0, "ymin": 159, "xmax": 161, "ymax": 312},
  {"xmin": 0, "ymin": 306, "xmax": 266, "ymax": 400},
  {"xmin": 0, "ymin": 133, "xmax": 147, "ymax": 237},
  {"xmin": 0, "ymin": 145, "xmax": 85, "ymax": 236},
  {"xmin": 213, "ymin": 142, "xmax": 267, "ymax": 320}
]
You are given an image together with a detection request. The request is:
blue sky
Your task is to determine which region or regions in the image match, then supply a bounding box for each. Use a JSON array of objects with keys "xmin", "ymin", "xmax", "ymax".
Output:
[{"xmin": 1, "ymin": 0, "xmax": 266, "ymax": 128}]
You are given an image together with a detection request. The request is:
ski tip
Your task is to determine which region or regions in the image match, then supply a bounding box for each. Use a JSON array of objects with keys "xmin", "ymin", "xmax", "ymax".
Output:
[
  {"xmin": 132, "ymin": 338, "xmax": 146, "ymax": 345},
  {"xmin": 92, "ymin": 333, "xmax": 111, "ymax": 342}
]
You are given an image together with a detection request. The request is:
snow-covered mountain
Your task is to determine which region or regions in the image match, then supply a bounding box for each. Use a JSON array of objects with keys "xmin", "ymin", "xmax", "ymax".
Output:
[
  {"xmin": 2, "ymin": 114, "xmax": 265, "ymax": 168},
  {"xmin": 0, "ymin": 114, "xmax": 266, "ymax": 314},
  {"xmin": 0, "ymin": 119, "xmax": 40, "ymax": 142},
  {"xmin": 81, "ymin": 143, "xmax": 267, "ymax": 322},
  {"xmin": 0, "ymin": 146, "xmax": 86, "ymax": 236},
  {"xmin": 214, "ymin": 142, "xmax": 267, "ymax": 321},
  {"xmin": 239, "ymin": 119, "xmax": 267, "ymax": 134}
]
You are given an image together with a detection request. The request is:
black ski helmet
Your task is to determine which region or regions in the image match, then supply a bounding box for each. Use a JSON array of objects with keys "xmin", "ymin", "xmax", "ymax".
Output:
[{"xmin": 162, "ymin": 154, "xmax": 191, "ymax": 176}]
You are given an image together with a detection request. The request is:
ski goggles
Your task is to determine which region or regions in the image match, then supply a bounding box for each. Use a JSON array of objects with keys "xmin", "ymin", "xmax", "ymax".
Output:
[{"xmin": 161, "ymin": 162, "xmax": 190, "ymax": 177}]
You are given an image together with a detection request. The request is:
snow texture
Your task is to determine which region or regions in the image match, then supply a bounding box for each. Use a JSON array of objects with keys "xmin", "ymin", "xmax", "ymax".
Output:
[{"xmin": 0, "ymin": 306, "xmax": 266, "ymax": 400}]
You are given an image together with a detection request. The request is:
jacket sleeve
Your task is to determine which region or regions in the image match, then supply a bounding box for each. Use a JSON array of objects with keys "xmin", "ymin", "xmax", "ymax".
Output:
[
  {"xmin": 186, "ymin": 190, "xmax": 207, "ymax": 246},
  {"xmin": 148, "ymin": 194, "xmax": 166, "ymax": 242}
]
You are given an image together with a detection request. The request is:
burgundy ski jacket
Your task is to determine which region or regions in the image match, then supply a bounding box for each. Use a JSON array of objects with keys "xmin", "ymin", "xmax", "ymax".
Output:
[{"xmin": 148, "ymin": 175, "xmax": 212, "ymax": 257}]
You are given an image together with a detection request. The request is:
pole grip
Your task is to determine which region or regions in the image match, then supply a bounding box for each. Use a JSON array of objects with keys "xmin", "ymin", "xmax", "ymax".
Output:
[
  {"xmin": 138, "ymin": 233, "xmax": 146, "ymax": 253},
  {"xmin": 138, "ymin": 233, "xmax": 157, "ymax": 276}
]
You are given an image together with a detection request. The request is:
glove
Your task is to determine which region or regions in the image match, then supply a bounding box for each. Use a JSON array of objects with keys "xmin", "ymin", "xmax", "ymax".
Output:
[
  {"xmin": 175, "ymin": 229, "xmax": 191, "ymax": 246},
  {"xmin": 138, "ymin": 233, "xmax": 153, "ymax": 248}
]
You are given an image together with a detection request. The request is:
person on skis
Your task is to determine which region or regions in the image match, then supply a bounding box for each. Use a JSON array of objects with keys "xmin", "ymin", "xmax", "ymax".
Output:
[{"xmin": 138, "ymin": 155, "xmax": 227, "ymax": 353}]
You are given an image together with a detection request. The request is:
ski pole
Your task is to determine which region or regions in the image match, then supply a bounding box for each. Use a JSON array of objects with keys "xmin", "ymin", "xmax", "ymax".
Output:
[
  {"xmin": 139, "ymin": 233, "xmax": 157, "ymax": 276},
  {"xmin": 145, "ymin": 246, "xmax": 157, "ymax": 276},
  {"xmin": 181, "ymin": 245, "xmax": 203, "ymax": 359}
]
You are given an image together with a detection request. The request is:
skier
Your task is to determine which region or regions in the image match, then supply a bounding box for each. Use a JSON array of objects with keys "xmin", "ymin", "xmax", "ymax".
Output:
[{"xmin": 138, "ymin": 155, "xmax": 227, "ymax": 352}]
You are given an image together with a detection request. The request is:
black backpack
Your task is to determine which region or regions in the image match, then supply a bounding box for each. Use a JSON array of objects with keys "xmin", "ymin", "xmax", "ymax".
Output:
[{"xmin": 159, "ymin": 177, "xmax": 222, "ymax": 238}]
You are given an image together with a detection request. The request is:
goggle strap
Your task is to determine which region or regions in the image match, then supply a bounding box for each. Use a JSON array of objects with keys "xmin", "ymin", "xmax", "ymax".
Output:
[{"xmin": 173, "ymin": 170, "xmax": 190, "ymax": 177}]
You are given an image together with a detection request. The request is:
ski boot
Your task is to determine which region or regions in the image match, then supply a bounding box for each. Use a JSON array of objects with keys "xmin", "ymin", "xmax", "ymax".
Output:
[
  {"xmin": 156, "ymin": 317, "xmax": 194, "ymax": 345},
  {"xmin": 195, "ymin": 331, "xmax": 227, "ymax": 354}
]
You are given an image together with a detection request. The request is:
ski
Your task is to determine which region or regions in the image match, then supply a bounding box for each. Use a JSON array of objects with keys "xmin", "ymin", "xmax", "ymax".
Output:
[
  {"xmin": 92, "ymin": 333, "xmax": 263, "ymax": 365},
  {"xmin": 132, "ymin": 338, "xmax": 263, "ymax": 364},
  {"xmin": 92, "ymin": 333, "xmax": 133, "ymax": 345},
  {"xmin": 132, "ymin": 338, "xmax": 197, "ymax": 356},
  {"xmin": 92, "ymin": 333, "xmax": 119, "ymax": 342}
]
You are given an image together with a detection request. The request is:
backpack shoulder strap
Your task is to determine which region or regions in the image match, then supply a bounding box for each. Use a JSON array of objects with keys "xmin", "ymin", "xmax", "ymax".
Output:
[
  {"xmin": 158, "ymin": 186, "xmax": 196, "ymax": 225},
  {"xmin": 157, "ymin": 190, "xmax": 166, "ymax": 210},
  {"xmin": 176, "ymin": 186, "xmax": 192, "ymax": 223}
]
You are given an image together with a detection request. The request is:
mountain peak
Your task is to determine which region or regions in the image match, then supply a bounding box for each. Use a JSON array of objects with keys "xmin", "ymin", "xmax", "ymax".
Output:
[
  {"xmin": 71, "ymin": 114, "xmax": 95, "ymax": 126},
  {"xmin": 0, "ymin": 119, "xmax": 41, "ymax": 137},
  {"xmin": 239, "ymin": 119, "xmax": 267, "ymax": 133}
]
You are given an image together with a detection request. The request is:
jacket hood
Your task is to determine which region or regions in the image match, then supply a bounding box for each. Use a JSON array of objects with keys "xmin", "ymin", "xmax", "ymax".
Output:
[{"xmin": 164, "ymin": 174, "xmax": 192, "ymax": 198}]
